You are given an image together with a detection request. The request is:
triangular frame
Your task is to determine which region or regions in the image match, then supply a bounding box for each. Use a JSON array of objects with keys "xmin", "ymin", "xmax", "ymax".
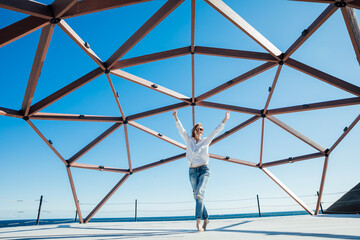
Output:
[{"xmin": 1, "ymin": 0, "xmax": 360, "ymax": 223}]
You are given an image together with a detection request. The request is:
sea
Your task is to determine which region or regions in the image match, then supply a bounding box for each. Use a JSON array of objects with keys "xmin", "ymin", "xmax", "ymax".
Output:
[{"xmin": 0, "ymin": 211, "xmax": 308, "ymax": 228}]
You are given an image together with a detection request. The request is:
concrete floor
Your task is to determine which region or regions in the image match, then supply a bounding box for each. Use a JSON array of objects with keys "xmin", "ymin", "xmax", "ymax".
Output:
[{"xmin": 1, "ymin": 214, "xmax": 360, "ymax": 240}]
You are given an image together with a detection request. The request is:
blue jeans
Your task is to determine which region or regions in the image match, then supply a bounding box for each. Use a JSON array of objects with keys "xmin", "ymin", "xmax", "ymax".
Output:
[{"xmin": 189, "ymin": 164, "xmax": 210, "ymax": 220}]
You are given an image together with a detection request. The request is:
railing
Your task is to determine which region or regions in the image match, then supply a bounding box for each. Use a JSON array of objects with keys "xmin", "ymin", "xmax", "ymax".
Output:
[{"xmin": 1, "ymin": 189, "xmax": 359, "ymax": 225}]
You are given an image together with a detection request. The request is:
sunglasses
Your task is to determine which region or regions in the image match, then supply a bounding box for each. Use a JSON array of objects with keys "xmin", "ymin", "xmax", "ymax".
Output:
[{"xmin": 196, "ymin": 128, "xmax": 203, "ymax": 131}]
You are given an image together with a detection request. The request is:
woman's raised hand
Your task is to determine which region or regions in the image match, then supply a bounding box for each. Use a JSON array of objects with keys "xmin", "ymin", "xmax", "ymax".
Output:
[
  {"xmin": 173, "ymin": 110, "xmax": 178, "ymax": 121},
  {"xmin": 222, "ymin": 111, "xmax": 230, "ymax": 123}
]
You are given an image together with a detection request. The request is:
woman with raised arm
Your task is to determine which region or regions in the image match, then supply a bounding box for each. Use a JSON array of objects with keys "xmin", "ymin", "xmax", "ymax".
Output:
[{"xmin": 173, "ymin": 110, "xmax": 230, "ymax": 232}]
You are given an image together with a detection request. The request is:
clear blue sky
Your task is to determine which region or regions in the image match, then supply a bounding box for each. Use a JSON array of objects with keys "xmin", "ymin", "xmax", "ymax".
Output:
[{"xmin": 1, "ymin": 0, "xmax": 360, "ymax": 220}]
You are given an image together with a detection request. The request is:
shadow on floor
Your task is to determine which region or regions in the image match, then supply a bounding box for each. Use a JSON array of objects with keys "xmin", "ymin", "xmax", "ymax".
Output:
[{"xmin": 2, "ymin": 219, "xmax": 360, "ymax": 240}]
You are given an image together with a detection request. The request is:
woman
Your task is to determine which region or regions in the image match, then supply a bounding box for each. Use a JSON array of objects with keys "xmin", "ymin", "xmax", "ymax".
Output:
[{"xmin": 173, "ymin": 110, "xmax": 230, "ymax": 232}]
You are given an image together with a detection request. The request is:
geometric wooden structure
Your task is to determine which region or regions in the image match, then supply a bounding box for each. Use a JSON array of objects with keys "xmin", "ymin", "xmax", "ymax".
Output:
[{"xmin": 0, "ymin": 0, "xmax": 359, "ymax": 223}]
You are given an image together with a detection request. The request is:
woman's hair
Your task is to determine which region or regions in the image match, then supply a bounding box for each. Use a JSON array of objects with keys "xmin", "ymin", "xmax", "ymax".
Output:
[{"xmin": 191, "ymin": 123, "xmax": 203, "ymax": 138}]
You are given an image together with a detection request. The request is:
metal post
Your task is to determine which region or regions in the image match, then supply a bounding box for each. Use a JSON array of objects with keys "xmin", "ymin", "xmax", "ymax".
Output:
[
  {"xmin": 135, "ymin": 199, "xmax": 138, "ymax": 222},
  {"xmin": 74, "ymin": 200, "xmax": 79, "ymax": 222},
  {"xmin": 36, "ymin": 195, "xmax": 43, "ymax": 225},
  {"xmin": 257, "ymin": 194, "xmax": 261, "ymax": 217},
  {"xmin": 75, "ymin": 210, "xmax": 78, "ymax": 222},
  {"xmin": 317, "ymin": 191, "xmax": 324, "ymax": 214}
]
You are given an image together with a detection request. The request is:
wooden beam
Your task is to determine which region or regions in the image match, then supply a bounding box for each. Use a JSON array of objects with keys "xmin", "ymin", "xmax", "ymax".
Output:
[
  {"xmin": 62, "ymin": 0, "xmax": 152, "ymax": 18},
  {"xmin": 289, "ymin": 0, "xmax": 334, "ymax": 3},
  {"xmin": 195, "ymin": 46, "xmax": 277, "ymax": 62},
  {"xmin": 286, "ymin": 58, "xmax": 360, "ymax": 97},
  {"xmin": 105, "ymin": 0, "xmax": 185, "ymax": 68},
  {"xmin": 30, "ymin": 112, "xmax": 122, "ymax": 122},
  {"xmin": 267, "ymin": 115, "xmax": 327, "ymax": 152},
  {"xmin": 197, "ymin": 101, "xmax": 261, "ymax": 115},
  {"xmin": 191, "ymin": 2, "xmax": 196, "ymax": 119},
  {"xmin": 341, "ymin": 6, "xmax": 360, "ymax": 65},
  {"xmin": 259, "ymin": 118, "xmax": 265, "ymax": 166},
  {"xmin": 0, "ymin": 0, "xmax": 52, "ymax": 19},
  {"xmin": 0, "ymin": 16, "xmax": 49, "ymax": 48},
  {"xmin": 106, "ymin": 73, "xmax": 126, "ymax": 118},
  {"xmin": 262, "ymin": 168, "xmax": 315, "ymax": 215},
  {"xmin": 84, "ymin": 174, "xmax": 130, "ymax": 223},
  {"xmin": 209, "ymin": 153, "xmax": 258, "ymax": 167},
  {"xmin": 196, "ymin": 62, "xmax": 277, "ymax": 102},
  {"xmin": 348, "ymin": 1, "xmax": 360, "ymax": 10},
  {"xmin": 132, "ymin": 153, "xmax": 186, "ymax": 173},
  {"xmin": 58, "ymin": 20, "xmax": 105, "ymax": 69},
  {"xmin": 291, "ymin": 0, "xmax": 356, "ymax": 3},
  {"xmin": 65, "ymin": 166, "xmax": 83, "ymax": 223},
  {"xmin": 204, "ymin": 0, "xmax": 282, "ymax": 60},
  {"xmin": 0, "ymin": 106, "xmax": 23, "ymax": 118},
  {"xmin": 191, "ymin": 0, "xmax": 196, "ymax": 53},
  {"xmin": 26, "ymin": 120, "xmax": 68, "ymax": 165},
  {"xmin": 71, "ymin": 163, "xmax": 129, "ymax": 173},
  {"xmin": 329, "ymin": 113, "xmax": 360, "ymax": 154},
  {"xmin": 315, "ymin": 156, "xmax": 329, "ymax": 215},
  {"xmin": 261, "ymin": 152, "xmax": 324, "ymax": 168},
  {"xmin": 283, "ymin": 4, "xmax": 337, "ymax": 61},
  {"xmin": 110, "ymin": 69, "xmax": 191, "ymax": 103},
  {"xmin": 67, "ymin": 123, "xmax": 123, "ymax": 165},
  {"xmin": 128, "ymin": 121, "xmax": 186, "ymax": 149},
  {"xmin": 210, "ymin": 116, "xmax": 260, "ymax": 145},
  {"xmin": 191, "ymin": 52, "xmax": 195, "ymax": 103},
  {"xmin": 123, "ymin": 124, "xmax": 133, "ymax": 172},
  {"xmin": 112, "ymin": 47, "xmax": 190, "ymax": 69},
  {"xmin": 51, "ymin": 0, "xmax": 78, "ymax": 18},
  {"xmin": 264, "ymin": 64, "xmax": 282, "ymax": 113},
  {"xmin": 21, "ymin": 24, "xmax": 55, "ymax": 116},
  {"xmin": 267, "ymin": 97, "xmax": 360, "ymax": 115},
  {"xmin": 127, "ymin": 102, "xmax": 189, "ymax": 121},
  {"xmin": 28, "ymin": 67, "xmax": 104, "ymax": 115},
  {"xmin": 191, "ymin": 53, "xmax": 195, "ymax": 124}
]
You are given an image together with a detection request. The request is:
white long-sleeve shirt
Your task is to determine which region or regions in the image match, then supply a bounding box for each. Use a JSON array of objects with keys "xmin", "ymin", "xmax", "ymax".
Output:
[{"xmin": 175, "ymin": 119, "xmax": 225, "ymax": 167}]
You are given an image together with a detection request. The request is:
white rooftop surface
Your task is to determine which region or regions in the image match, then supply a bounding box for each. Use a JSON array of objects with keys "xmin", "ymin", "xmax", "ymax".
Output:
[{"xmin": 1, "ymin": 215, "xmax": 360, "ymax": 240}]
